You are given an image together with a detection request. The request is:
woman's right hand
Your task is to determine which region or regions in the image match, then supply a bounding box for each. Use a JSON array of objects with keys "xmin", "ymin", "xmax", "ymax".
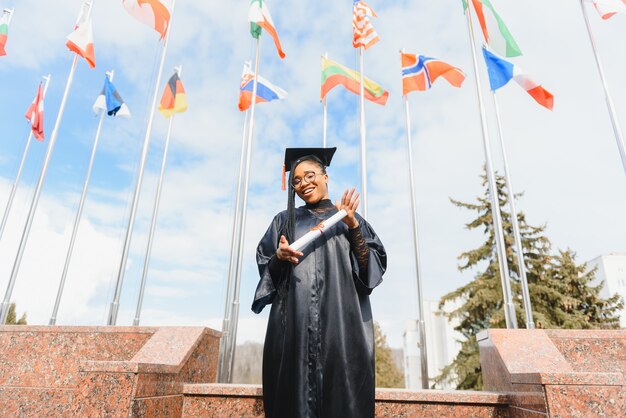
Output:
[{"xmin": 276, "ymin": 235, "xmax": 303, "ymax": 264}]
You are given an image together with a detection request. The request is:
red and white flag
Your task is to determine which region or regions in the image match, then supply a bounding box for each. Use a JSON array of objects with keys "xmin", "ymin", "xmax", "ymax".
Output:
[
  {"xmin": 66, "ymin": 4, "xmax": 96, "ymax": 68},
  {"xmin": 25, "ymin": 83, "xmax": 45, "ymax": 141},
  {"xmin": 352, "ymin": 0, "xmax": 379, "ymax": 50},
  {"xmin": 589, "ymin": 0, "xmax": 626, "ymax": 19},
  {"xmin": 123, "ymin": 0, "xmax": 172, "ymax": 39}
]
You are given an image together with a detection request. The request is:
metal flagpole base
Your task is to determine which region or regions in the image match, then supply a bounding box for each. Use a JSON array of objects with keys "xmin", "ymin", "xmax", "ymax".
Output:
[
  {"xmin": 505, "ymin": 302, "xmax": 517, "ymax": 328},
  {"xmin": 108, "ymin": 302, "xmax": 119, "ymax": 326},
  {"xmin": 417, "ymin": 319, "xmax": 429, "ymax": 389},
  {"xmin": 0, "ymin": 301, "xmax": 10, "ymax": 324}
]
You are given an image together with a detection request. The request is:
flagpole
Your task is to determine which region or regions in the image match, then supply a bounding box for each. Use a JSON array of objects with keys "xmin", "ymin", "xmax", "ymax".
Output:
[
  {"xmin": 323, "ymin": 98, "xmax": 328, "ymax": 149},
  {"xmin": 49, "ymin": 70, "xmax": 114, "ymax": 326},
  {"xmin": 225, "ymin": 35, "xmax": 262, "ymax": 383},
  {"xmin": 108, "ymin": 0, "xmax": 176, "ymax": 326},
  {"xmin": 464, "ymin": 5, "xmax": 517, "ymax": 328},
  {"xmin": 323, "ymin": 52, "xmax": 328, "ymax": 149},
  {"xmin": 359, "ymin": 46, "xmax": 368, "ymax": 219},
  {"xmin": 4, "ymin": 8, "xmax": 14, "ymax": 25},
  {"xmin": 401, "ymin": 53, "xmax": 429, "ymax": 388},
  {"xmin": 579, "ymin": 0, "xmax": 626, "ymax": 174},
  {"xmin": 0, "ymin": 75, "xmax": 51, "ymax": 240},
  {"xmin": 492, "ymin": 92, "xmax": 534, "ymax": 329},
  {"xmin": 133, "ymin": 66, "xmax": 181, "ymax": 326},
  {"xmin": 0, "ymin": 1, "xmax": 93, "ymax": 324},
  {"xmin": 218, "ymin": 110, "xmax": 249, "ymax": 382}
]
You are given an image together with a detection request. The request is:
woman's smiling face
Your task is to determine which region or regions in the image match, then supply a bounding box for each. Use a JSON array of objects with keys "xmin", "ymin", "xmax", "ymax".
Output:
[{"xmin": 292, "ymin": 160, "xmax": 329, "ymax": 204}]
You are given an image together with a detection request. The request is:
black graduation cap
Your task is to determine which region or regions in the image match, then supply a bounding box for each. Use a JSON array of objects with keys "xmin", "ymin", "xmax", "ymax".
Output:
[{"xmin": 282, "ymin": 147, "xmax": 337, "ymax": 190}]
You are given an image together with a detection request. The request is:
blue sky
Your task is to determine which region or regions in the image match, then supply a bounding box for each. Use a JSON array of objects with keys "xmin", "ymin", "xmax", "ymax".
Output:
[{"xmin": 0, "ymin": 0, "xmax": 624, "ymax": 346}]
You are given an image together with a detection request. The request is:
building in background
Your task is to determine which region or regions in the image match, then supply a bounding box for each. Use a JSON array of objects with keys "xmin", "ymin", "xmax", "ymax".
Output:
[
  {"xmin": 403, "ymin": 300, "xmax": 462, "ymax": 389},
  {"xmin": 587, "ymin": 253, "xmax": 626, "ymax": 328}
]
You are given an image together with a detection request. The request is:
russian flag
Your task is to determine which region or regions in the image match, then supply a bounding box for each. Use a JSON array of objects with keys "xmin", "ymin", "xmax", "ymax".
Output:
[
  {"xmin": 482, "ymin": 47, "xmax": 554, "ymax": 110},
  {"xmin": 238, "ymin": 63, "xmax": 287, "ymax": 112},
  {"xmin": 401, "ymin": 53, "xmax": 465, "ymax": 95}
]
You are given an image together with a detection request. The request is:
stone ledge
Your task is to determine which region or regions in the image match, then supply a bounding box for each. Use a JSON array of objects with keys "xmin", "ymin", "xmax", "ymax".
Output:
[
  {"xmin": 183, "ymin": 383, "xmax": 510, "ymax": 405},
  {"xmin": 375, "ymin": 388, "xmax": 510, "ymax": 404},
  {"xmin": 0, "ymin": 325, "xmax": 158, "ymax": 334},
  {"xmin": 511, "ymin": 372, "xmax": 624, "ymax": 386}
]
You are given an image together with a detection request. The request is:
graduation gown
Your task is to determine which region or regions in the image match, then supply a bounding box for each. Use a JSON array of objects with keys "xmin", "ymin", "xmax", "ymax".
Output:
[{"xmin": 252, "ymin": 202, "xmax": 387, "ymax": 417}]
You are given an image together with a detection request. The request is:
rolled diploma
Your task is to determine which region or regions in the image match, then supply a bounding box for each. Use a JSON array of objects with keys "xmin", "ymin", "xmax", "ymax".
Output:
[{"xmin": 290, "ymin": 209, "xmax": 348, "ymax": 252}]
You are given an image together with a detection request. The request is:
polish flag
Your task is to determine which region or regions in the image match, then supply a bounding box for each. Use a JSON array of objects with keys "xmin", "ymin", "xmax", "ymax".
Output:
[{"xmin": 66, "ymin": 5, "xmax": 96, "ymax": 68}]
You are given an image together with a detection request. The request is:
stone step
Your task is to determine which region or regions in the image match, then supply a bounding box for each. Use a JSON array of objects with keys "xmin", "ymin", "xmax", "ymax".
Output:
[{"xmin": 182, "ymin": 383, "xmax": 511, "ymax": 417}]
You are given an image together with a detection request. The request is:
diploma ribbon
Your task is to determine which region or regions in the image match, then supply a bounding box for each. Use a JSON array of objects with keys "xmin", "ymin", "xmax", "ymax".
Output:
[{"xmin": 310, "ymin": 222, "xmax": 326, "ymax": 234}]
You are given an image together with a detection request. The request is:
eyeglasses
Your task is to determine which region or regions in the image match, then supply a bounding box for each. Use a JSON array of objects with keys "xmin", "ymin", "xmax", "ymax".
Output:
[{"xmin": 291, "ymin": 171, "xmax": 324, "ymax": 188}]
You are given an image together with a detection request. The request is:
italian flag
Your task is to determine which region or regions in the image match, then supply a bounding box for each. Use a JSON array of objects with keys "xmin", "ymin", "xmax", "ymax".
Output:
[
  {"xmin": 0, "ymin": 12, "xmax": 9, "ymax": 57},
  {"xmin": 249, "ymin": 0, "xmax": 285, "ymax": 59},
  {"xmin": 321, "ymin": 57, "xmax": 388, "ymax": 105},
  {"xmin": 470, "ymin": 0, "xmax": 522, "ymax": 58}
]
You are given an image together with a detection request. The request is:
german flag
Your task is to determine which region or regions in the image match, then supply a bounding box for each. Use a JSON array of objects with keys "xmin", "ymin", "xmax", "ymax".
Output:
[{"xmin": 158, "ymin": 72, "xmax": 188, "ymax": 118}]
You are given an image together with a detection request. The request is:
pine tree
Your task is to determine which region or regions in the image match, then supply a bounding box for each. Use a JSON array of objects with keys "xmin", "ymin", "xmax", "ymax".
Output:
[
  {"xmin": 436, "ymin": 170, "xmax": 623, "ymax": 390},
  {"xmin": 544, "ymin": 250, "xmax": 623, "ymax": 329},
  {"xmin": 4, "ymin": 303, "xmax": 27, "ymax": 325},
  {"xmin": 374, "ymin": 322, "xmax": 404, "ymax": 388}
]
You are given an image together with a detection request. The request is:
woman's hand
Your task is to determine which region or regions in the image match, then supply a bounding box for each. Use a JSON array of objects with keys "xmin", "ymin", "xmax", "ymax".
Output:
[
  {"xmin": 276, "ymin": 235, "xmax": 303, "ymax": 264},
  {"xmin": 335, "ymin": 188, "xmax": 360, "ymax": 229}
]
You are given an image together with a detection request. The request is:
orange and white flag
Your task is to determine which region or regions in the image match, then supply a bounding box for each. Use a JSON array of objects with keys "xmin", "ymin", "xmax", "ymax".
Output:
[
  {"xmin": 123, "ymin": 0, "xmax": 172, "ymax": 39},
  {"xmin": 66, "ymin": 4, "xmax": 96, "ymax": 68}
]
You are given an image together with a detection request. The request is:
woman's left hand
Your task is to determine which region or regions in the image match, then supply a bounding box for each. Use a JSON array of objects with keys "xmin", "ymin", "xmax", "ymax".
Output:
[{"xmin": 335, "ymin": 188, "xmax": 360, "ymax": 229}]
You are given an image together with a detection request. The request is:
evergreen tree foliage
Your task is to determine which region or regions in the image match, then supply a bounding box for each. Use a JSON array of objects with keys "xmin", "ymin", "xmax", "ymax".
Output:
[
  {"xmin": 374, "ymin": 322, "xmax": 404, "ymax": 388},
  {"xmin": 5, "ymin": 303, "xmax": 27, "ymax": 325},
  {"xmin": 436, "ymin": 170, "xmax": 623, "ymax": 390}
]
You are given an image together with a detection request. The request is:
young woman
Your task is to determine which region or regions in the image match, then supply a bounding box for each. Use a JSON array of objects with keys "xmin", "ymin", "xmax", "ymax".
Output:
[{"xmin": 252, "ymin": 147, "xmax": 387, "ymax": 417}]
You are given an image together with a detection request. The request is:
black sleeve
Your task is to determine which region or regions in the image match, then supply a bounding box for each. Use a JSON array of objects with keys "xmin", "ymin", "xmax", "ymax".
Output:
[
  {"xmin": 349, "ymin": 215, "xmax": 387, "ymax": 295},
  {"xmin": 251, "ymin": 212, "xmax": 286, "ymax": 314}
]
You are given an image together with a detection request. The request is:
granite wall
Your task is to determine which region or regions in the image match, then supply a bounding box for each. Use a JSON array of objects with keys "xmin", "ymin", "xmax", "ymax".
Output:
[
  {"xmin": 0, "ymin": 325, "xmax": 221, "ymax": 417},
  {"xmin": 478, "ymin": 329, "xmax": 625, "ymax": 418}
]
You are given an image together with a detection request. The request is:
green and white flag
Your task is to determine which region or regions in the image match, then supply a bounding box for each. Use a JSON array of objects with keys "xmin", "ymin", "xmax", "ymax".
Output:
[
  {"xmin": 248, "ymin": 0, "xmax": 285, "ymax": 58},
  {"xmin": 468, "ymin": 0, "xmax": 522, "ymax": 57}
]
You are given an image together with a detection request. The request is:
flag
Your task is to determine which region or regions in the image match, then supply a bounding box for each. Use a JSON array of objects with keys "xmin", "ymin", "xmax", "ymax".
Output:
[
  {"xmin": 0, "ymin": 11, "xmax": 10, "ymax": 57},
  {"xmin": 401, "ymin": 53, "xmax": 465, "ymax": 95},
  {"xmin": 249, "ymin": 0, "xmax": 285, "ymax": 59},
  {"xmin": 589, "ymin": 0, "xmax": 626, "ymax": 19},
  {"xmin": 25, "ymin": 83, "xmax": 45, "ymax": 141},
  {"xmin": 321, "ymin": 57, "xmax": 389, "ymax": 105},
  {"xmin": 66, "ymin": 5, "xmax": 96, "ymax": 68},
  {"xmin": 122, "ymin": 0, "xmax": 171, "ymax": 39},
  {"xmin": 469, "ymin": 0, "xmax": 521, "ymax": 58},
  {"xmin": 482, "ymin": 47, "xmax": 553, "ymax": 110},
  {"xmin": 93, "ymin": 76, "xmax": 131, "ymax": 117},
  {"xmin": 352, "ymin": 0, "xmax": 380, "ymax": 50},
  {"xmin": 238, "ymin": 62, "xmax": 288, "ymax": 112},
  {"xmin": 158, "ymin": 72, "xmax": 187, "ymax": 118}
]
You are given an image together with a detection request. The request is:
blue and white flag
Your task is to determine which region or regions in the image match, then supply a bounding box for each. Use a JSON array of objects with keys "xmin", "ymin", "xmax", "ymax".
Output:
[{"xmin": 93, "ymin": 76, "xmax": 131, "ymax": 117}]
